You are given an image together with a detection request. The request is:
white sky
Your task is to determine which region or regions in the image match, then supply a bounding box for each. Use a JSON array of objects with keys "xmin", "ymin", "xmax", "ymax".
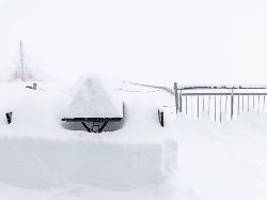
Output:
[{"xmin": 0, "ymin": 0, "xmax": 267, "ymax": 84}]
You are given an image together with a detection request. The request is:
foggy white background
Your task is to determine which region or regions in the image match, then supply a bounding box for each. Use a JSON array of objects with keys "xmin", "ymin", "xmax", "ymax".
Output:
[{"xmin": 0, "ymin": 0, "xmax": 267, "ymax": 84}]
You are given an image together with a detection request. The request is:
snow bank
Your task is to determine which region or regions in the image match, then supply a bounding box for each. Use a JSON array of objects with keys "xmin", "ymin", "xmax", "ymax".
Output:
[{"xmin": 0, "ymin": 135, "xmax": 177, "ymax": 190}]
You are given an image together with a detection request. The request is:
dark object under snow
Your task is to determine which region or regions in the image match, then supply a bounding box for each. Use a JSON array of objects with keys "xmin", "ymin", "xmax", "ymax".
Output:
[
  {"xmin": 62, "ymin": 77, "xmax": 124, "ymax": 133},
  {"xmin": 25, "ymin": 83, "xmax": 37, "ymax": 90},
  {"xmin": 158, "ymin": 109, "xmax": 164, "ymax": 127},
  {"xmin": 5, "ymin": 112, "xmax": 12, "ymax": 124},
  {"xmin": 62, "ymin": 117, "xmax": 123, "ymax": 133}
]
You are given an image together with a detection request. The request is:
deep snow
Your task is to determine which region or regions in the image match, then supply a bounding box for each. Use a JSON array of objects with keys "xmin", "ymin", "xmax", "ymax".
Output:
[
  {"xmin": 1, "ymin": 79, "xmax": 267, "ymax": 199},
  {"xmin": 0, "ymin": 79, "xmax": 178, "ymax": 199}
]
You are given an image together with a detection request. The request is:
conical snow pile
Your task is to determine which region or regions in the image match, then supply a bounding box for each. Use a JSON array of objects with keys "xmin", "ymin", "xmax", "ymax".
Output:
[{"xmin": 65, "ymin": 76, "xmax": 123, "ymax": 118}]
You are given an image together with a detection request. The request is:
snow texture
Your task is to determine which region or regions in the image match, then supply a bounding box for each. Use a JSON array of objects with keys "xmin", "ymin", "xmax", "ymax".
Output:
[
  {"xmin": 65, "ymin": 76, "xmax": 123, "ymax": 118},
  {"xmin": 0, "ymin": 135, "xmax": 176, "ymax": 190}
]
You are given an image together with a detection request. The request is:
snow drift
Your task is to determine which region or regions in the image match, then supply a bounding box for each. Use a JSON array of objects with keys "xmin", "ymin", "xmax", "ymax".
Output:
[{"xmin": 0, "ymin": 135, "xmax": 177, "ymax": 190}]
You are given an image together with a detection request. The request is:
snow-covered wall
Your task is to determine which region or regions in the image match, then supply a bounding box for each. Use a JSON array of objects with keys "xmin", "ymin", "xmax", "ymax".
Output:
[{"xmin": 0, "ymin": 136, "xmax": 177, "ymax": 189}]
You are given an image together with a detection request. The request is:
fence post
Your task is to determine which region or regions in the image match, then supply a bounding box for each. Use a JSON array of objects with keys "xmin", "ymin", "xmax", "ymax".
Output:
[
  {"xmin": 247, "ymin": 95, "xmax": 250, "ymax": 111},
  {"xmin": 242, "ymin": 95, "xmax": 245, "ymax": 112},
  {"xmin": 230, "ymin": 88, "xmax": 234, "ymax": 119},
  {"xmin": 202, "ymin": 96, "xmax": 205, "ymax": 111},
  {"xmin": 185, "ymin": 96, "xmax": 188, "ymax": 114},
  {"xmin": 5, "ymin": 112, "xmax": 12, "ymax": 124},
  {"xmin": 264, "ymin": 95, "xmax": 266, "ymax": 112},
  {"xmin": 214, "ymin": 95, "xmax": 217, "ymax": 122},
  {"xmin": 174, "ymin": 82, "xmax": 178, "ymax": 114},
  {"xmin": 237, "ymin": 94, "xmax": 240, "ymax": 115},
  {"xmin": 197, "ymin": 95, "xmax": 199, "ymax": 118},
  {"xmin": 219, "ymin": 95, "xmax": 222, "ymax": 123},
  {"xmin": 247, "ymin": 95, "xmax": 249, "ymax": 112},
  {"xmin": 253, "ymin": 95, "xmax": 255, "ymax": 110},
  {"xmin": 208, "ymin": 95, "xmax": 211, "ymax": 116},
  {"xmin": 158, "ymin": 109, "xmax": 164, "ymax": 127},
  {"xmin": 225, "ymin": 95, "xmax": 228, "ymax": 113},
  {"xmin": 179, "ymin": 89, "xmax": 182, "ymax": 112},
  {"xmin": 258, "ymin": 95, "xmax": 260, "ymax": 113}
]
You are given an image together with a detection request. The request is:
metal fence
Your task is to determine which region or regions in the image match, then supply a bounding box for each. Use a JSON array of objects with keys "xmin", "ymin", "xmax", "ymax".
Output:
[{"xmin": 174, "ymin": 83, "xmax": 267, "ymax": 122}]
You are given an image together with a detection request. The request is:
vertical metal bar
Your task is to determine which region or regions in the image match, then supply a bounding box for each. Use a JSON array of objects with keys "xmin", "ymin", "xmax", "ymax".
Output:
[
  {"xmin": 202, "ymin": 96, "xmax": 205, "ymax": 112},
  {"xmin": 225, "ymin": 95, "xmax": 228, "ymax": 113},
  {"xmin": 214, "ymin": 95, "xmax": 217, "ymax": 122},
  {"xmin": 238, "ymin": 94, "xmax": 240, "ymax": 115},
  {"xmin": 258, "ymin": 95, "xmax": 260, "ymax": 113},
  {"xmin": 246, "ymin": 95, "xmax": 249, "ymax": 112},
  {"xmin": 264, "ymin": 95, "xmax": 266, "ymax": 113},
  {"xmin": 208, "ymin": 95, "xmax": 211, "ymax": 116},
  {"xmin": 219, "ymin": 95, "xmax": 222, "ymax": 123},
  {"xmin": 262, "ymin": 95, "xmax": 265, "ymax": 113},
  {"xmin": 197, "ymin": 95, "xmax": 200, "ymax": 118},
  {"xmin": 191, "ymin": 96, "xmax": 194, "ymax": 117},
  {"xmin": 174, "ymin": 82, "xmax": 178, "ymax": 114},
  {"xmin": 242, "ymin": 95, "xmax": 245, "ymax": 112},
  {"xmin": 253, "ymin": 95, "xmax": 255, "ymax": 110},
  {"xmin": 185, "ymin": 96, "xmax": 188, "ymax": 115},
  {"xmin": 230, "ymin": 89, "xmax": 234, "ymax": 120},
  {"xmin": 179, "ymin": 90, "xmax": 183, "ymax": 112},
  {"xmin": 247, "ymin": 95, "xmax": 250, "ymax": 112}
]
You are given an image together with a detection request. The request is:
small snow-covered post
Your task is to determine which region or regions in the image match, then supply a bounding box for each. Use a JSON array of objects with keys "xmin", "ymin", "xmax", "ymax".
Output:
[
  {"xmin": 5, "ymin": 112, "xmax": 12, "ymax": 124},
  {"xmin": 158, "ymin": 109, "xmax": 164, "ymax": 127},
  {"xmin": 33, "ymin": 83, "xmax": 37, "ymax": 90},
  {"xmin": 174, "ymin": 82, "xmax": 179, "ymax": 114}
]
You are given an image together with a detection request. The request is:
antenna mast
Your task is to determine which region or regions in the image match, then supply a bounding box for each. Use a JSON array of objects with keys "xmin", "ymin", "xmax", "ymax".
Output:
[{"xmin": 19, "ymin": 40, "xmax": 25, "ymax": 81}]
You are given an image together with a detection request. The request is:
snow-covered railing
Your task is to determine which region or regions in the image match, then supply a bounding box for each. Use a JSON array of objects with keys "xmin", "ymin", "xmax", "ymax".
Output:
[{"xmin": 174, "ymin": 83, "xmax": 267, "ymax": 122}]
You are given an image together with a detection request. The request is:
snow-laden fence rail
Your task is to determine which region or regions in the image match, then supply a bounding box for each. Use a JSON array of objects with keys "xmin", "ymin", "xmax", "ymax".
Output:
[{"xmin": 174, "ymin": 83, "xmax": 267, "ymax": 122}]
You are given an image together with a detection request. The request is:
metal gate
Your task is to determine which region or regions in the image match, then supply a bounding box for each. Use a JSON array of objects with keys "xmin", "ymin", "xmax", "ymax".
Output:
[{"xmin": 174, "ymin": 83, "xmax": 267, "ymax": 122}]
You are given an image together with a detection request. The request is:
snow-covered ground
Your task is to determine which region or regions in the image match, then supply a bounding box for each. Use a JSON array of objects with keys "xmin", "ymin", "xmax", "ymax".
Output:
[
  {"xmin": 1, "ymin": 79, "xmax": 267, "ymax": 199},
  {"xmin": 0, "ymin": 79, "xmax": 178, "ymax": 199},
  {"xmin": 0, "ymin": 0, "xmax": 267, "ymax": 198}
]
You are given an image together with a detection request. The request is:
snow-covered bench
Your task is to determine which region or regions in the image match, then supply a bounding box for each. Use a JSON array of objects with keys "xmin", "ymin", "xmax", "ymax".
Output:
[{"xmin": 62, "ymin": 77, "xmax": 124, "ymax": 133}]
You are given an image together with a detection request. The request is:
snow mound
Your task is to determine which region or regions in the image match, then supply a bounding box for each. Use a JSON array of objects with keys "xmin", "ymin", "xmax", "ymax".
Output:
[{"xmin": 65, "ymin": 76, "xmax": 123, "ymax": 118}]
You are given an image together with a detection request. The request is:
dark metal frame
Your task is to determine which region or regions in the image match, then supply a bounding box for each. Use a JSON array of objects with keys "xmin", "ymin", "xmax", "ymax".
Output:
[{"xmin": 62, "ymin": 117, "xmax": 123, "ymax": 133}]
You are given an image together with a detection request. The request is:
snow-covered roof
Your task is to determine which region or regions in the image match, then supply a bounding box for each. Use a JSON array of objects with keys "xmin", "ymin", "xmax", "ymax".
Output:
[{"xmin": 65, "ymin": 76, "xmax": 123, "ymax": 118}]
